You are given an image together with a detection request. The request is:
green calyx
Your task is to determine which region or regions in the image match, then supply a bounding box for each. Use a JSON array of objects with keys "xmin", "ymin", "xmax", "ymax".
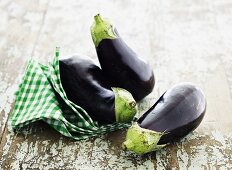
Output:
[
  {"xmin": 91, "ymin": 14, "xmax": 118, "ymax": 47},
  {"xmin": 112, "ymin": 87, "xmax": 137, "ymax": 123},
  {"xmin": 122, "ymin": 123, "xmax": 166, "ymax": 154}
]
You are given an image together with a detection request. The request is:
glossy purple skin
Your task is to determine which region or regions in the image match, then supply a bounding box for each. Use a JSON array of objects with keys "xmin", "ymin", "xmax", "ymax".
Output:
[
  {"xmin": 96, "ymin": 38, "xmax": 155, "ymax": 101},
  {"xmin": 59, "ymin": 55, "xmax": 115, "ymax": 124},
  {"xmin": 138, "ymin": 83, "xmax": 206, "ymax": 144}
]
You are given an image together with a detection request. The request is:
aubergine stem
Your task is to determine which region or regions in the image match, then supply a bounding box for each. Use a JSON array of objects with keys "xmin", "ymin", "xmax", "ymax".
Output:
[
  {"xmin": 122, "ymin": 123, "xmax": 166, "ymax": 154},
  {"xmin": 91, "ymin": 14, "xmax": 117, "ymax": 47},
  {"xmin": 112, "ymin": 87, "xmax": 137, "ymax": 123}
]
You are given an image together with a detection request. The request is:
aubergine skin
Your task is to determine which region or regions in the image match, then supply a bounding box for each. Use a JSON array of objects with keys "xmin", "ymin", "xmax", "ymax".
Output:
[
  {"xmin": 138, "ymin": 83, "xmax": 206, "ymax": 144},
  {"xmin": 59, "ymin": 55, "xmax": 115, "ymax": 124},
  {"xmin": 91, "ymin": 14, "xmax": 155, "ymax": 101},
  {"xmin": 97, "ymin": 38, "xmax": 155, "ymax": 101}
]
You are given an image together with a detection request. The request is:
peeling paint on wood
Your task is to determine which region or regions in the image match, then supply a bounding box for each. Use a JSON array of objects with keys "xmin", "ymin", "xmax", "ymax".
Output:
[
  {"xmin": 1, "ymin": 129, "xmax": 231, "ymax": 169},
  {"xmin": 1, "ymin": 0, "xmax": 232, "ymax": 169}
]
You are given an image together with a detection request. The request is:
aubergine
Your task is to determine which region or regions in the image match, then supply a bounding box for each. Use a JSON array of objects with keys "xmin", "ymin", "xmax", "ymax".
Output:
[
  {"xmin": 90, "ymin": 14, "xmax": 155, "ymax": 101},
  {"xmin": 122, "ymin": 83, "xmax": 206, "ymax": 154},
  {"xmin": 59, "ymin": 55, "xmax": 137, "ymax": 125}
]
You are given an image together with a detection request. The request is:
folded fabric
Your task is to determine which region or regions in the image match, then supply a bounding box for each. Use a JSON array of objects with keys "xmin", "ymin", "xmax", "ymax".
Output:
[{"xmin": 9, "ymin": 48, "xmax": 130, "ymax": 140}]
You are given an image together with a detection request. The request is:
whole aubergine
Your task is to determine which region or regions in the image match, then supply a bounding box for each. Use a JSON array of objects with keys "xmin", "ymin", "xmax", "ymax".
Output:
[
  {"xmin": 59, "ymin": 55, "xmax": 137, "ymax": 125},
  {"xmin": 122, "ymin": 83, "xmax": 206, "ymax": 154},
  {"xmin": 91, "ymin": 14, "xmax": 155, "ymax": 101}
]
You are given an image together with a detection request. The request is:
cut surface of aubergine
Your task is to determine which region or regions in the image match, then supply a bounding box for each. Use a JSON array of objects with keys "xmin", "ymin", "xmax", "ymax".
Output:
[
  {"xmin": 122, "ymin": 83, "xmax": 206, "ymax": 154},
  {"xmin": 91, "ymin": 14, "xmax": 155, "ymax": 101},
  {"xmin": 59, "ymin": 55, "xmax": 137, "ymax": 125}
]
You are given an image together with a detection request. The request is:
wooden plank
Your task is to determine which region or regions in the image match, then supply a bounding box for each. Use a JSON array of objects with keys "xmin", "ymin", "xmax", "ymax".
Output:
[
  {"xmin": 0, "ymin": 0, "xmax": 50, "ymax": 161},
  {"xmin": 1, "ymin": 0, "xmax": 232, "ymax": 169}
]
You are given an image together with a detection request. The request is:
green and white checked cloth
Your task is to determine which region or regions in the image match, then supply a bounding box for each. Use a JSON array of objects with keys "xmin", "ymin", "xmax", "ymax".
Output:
[{"xmin": 9, "ymin": 48, "xmax": 131, "ymax": 140}]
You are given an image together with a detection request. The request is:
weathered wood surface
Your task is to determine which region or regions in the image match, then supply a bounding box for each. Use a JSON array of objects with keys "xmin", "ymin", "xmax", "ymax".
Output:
[{"xmin": 1, "ymin": 0, "xmax": 232, "ymax": 169}]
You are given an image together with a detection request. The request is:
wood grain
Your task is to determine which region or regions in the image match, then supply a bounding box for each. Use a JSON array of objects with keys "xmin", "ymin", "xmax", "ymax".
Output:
[{"xmin": 1, "ymin": 0, "xmax": 232, "ymax": 169}]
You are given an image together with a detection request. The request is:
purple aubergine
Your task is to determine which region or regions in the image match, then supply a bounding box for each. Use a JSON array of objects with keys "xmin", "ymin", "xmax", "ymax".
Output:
[
  {"xmin": 90, "ymin": 14, "xmax": 155, "ymax": 101},
  {"xmin": 59, "ymin": 55, "xmax": 137, "ymax": 125},
  {"xmin": 122, "ymin": 83, "xmax": 206, "ymax": 154}
]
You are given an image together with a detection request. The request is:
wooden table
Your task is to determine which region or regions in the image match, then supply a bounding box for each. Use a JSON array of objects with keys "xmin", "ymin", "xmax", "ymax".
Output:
[{"xmin": 1, "ymin": 0, "xmax": 232, "ymax": 169}]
